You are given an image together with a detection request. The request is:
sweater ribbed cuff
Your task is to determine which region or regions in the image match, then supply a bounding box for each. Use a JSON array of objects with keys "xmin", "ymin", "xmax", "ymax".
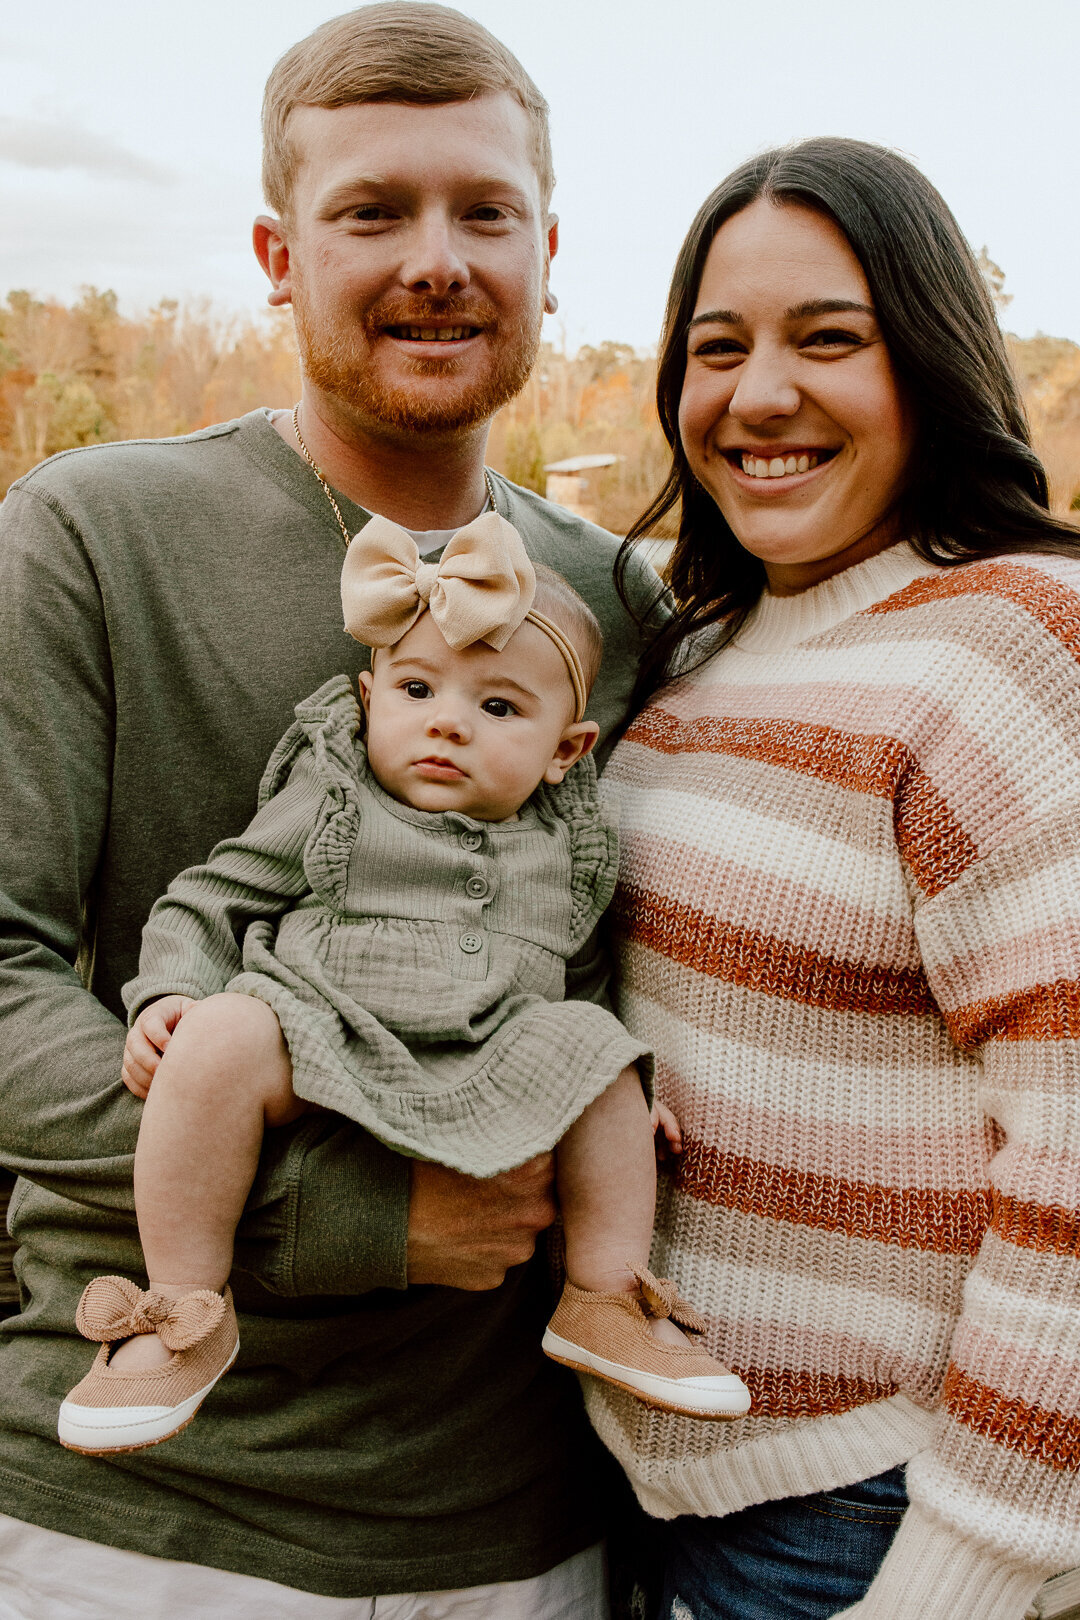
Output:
[{"xmin": 833, "ymin": 1500, "xmax": 1050, "ymax": 1620}]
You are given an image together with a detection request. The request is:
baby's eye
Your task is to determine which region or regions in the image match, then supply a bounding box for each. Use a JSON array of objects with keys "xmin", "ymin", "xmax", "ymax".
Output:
[
  {"xmin": 481, "ymin": 698, "xmax": 516, "ymax": 718},
  {"xmin": 403, "ymin": 681, "xmax": 432, "ymax": 700}
]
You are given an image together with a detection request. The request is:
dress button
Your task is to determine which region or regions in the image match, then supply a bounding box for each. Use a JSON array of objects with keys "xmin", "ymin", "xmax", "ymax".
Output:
[
  {"xmin": 460, "ymin": 831, "xmax": 483, "ymax": 852},
  {"xmin": 459, "ymin": 931, "xmax": 484, "ymax": 954},
  {"xmin": 465, "ymin": 875, "xmax": 489, "ymax": 898}
]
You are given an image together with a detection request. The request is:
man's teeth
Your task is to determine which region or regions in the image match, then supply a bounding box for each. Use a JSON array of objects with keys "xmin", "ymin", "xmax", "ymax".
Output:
[
  {"xmin": 740, "ymin": 452, "xmax": 819, "ymax": 478},
  {"xmin": 400, "ymin": 326, "xmax": 472, "ymax": 340}
]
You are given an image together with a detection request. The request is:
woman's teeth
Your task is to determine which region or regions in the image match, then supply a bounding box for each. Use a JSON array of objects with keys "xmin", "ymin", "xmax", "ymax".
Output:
[{"xmin": 740, "ymin": 452, "xmax": 819, "ymax": 478}]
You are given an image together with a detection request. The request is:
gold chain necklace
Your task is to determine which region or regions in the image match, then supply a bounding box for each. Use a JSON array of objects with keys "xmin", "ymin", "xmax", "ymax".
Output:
[{"xmin": 291, "ymin": 404, "xmax": 497, "ymax": 552}]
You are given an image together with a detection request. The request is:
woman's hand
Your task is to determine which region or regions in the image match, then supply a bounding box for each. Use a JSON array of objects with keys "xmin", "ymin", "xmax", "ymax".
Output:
[
  {"xmin": 651, "ymin": 1099, "xmax": 683, "ymax": 1161},
  {"xmin": 121, "ymin": 995, "xmax": 198, "ymax": 1099}
]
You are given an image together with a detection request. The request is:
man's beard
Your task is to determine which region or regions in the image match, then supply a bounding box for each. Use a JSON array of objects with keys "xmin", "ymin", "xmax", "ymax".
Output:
[{"xmin": 292, "ymin": 277, "xmax": 542, "ymax": 435}]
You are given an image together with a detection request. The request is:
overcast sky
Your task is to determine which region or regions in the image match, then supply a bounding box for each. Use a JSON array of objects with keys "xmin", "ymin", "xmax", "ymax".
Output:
[{"xmin": 3, "ymin": 0, "xmax": 1078, "ymax": 353}]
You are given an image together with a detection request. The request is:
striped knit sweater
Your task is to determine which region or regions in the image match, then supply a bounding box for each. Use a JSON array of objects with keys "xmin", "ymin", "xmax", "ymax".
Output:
[{"xmin": 591, "ymin": 542, "xmax": 1080, "ymax": 1620}]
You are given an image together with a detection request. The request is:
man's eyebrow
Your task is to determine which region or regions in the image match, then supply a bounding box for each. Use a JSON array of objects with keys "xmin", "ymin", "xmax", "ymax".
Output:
[{"xmin": 689, "ymin": 297, "xmax": 875, "ymax": 329}]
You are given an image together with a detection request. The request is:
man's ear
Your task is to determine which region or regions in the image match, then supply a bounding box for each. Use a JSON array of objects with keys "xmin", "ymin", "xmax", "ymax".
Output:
[
  {"xmin": 543, "ymin": 216, "xmax": 559, "ymax": 315},
  {"xmin": 543, "ymin": 717, "xmax": 599, "ymax": 784},
  {"xmin": 253, "ymin": 216, "xmax": 292, "ymax": 309}
]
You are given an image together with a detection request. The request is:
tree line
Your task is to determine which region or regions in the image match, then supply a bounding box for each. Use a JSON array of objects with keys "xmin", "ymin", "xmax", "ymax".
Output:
[{"xmin": 2, "ymin": 286, "xmax": 1077, "ymax": 532}]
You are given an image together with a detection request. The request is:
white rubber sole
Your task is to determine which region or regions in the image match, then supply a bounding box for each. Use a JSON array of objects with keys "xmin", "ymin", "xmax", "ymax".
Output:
[
  {"xmin": 57, "ymin": 1338, "xmax": 240, "ymax": 1454},
  {"xmin": 542, "ymin": 1328, "xmax": 751, "ymax": 1418}
]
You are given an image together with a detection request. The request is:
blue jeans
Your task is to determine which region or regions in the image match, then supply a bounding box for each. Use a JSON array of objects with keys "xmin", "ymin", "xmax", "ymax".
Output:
[{"xmin": 658, "ymin": 1466, "xmax": 908, "ymax": 1620}]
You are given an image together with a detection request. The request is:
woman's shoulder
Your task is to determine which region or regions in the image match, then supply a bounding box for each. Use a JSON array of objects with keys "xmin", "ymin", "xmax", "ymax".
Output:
[{"xmin": 868, "ymin": 550, "xmax": 1080, "ymax": 660}]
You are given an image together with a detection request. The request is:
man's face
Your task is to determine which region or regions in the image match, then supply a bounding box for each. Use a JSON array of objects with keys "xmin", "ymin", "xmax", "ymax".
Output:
[{"xmin": 267, "ymin": 94, "xmax": 556, "ymax": 438}]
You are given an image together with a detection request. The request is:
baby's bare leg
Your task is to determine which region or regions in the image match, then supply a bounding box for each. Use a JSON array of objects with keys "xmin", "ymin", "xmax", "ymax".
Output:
[
  {"xmin": 558, "ymin": 1065, "xmax": 656, "ymax": 1294},
  {"xmin": 111, "ymin": 993, "xmax": 303, "ymax": 1371},
  {"xmin": 557, "ymin": 1066, "xmax": 690, "ymax": 1347}
]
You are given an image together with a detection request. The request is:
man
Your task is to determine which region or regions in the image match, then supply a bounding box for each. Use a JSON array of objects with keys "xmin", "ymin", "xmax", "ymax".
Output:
[{"xmin": 0, "ymin": 5, "xmax": 663, "ymax": 1616}]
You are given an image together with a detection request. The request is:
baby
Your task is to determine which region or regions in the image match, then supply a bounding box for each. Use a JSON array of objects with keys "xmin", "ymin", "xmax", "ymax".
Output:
[{"xmin": 58, "ymin": 512, "xmax": 749, "ymax": 1454}]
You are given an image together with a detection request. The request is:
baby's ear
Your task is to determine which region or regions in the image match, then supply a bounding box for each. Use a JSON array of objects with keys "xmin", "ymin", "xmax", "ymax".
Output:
[
  {"xmin": 357, "ymin": 670, "xmax": 373, "ymax": 712},
  {"xmin": 543, "ymin": 720, "xmax": 600, "ymax": 784}
]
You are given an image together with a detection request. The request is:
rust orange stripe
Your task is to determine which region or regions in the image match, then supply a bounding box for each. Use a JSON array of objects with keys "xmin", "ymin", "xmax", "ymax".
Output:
[
  {"xmin": 612, "ymin": 886, "xmax": 934, "ymax": 1016},
  {"xmin": 869, "ymin": 562, "xmax": 1080, "ymax": 668},
  {"xmin": 947, "ymin": 979, "xmax": 1080, "ymax": 1047},
  {"xmin": 676, "ymin": 1137, "xmax": 991, "ymax": 1255},
  {"xmin": 623, "ymin": 707, "xmax": 909, "ymax": 797},
  {"xmin": 737, "ymin": 1364, "xmax": 898, "ymax": 1422},
  {"xmin": 991, "ymin": 1192, "xmax": 1080, "ymax": 1257},
  {"xmin": 943, "ymin": 1364, "xmax": 1080, "ymax": 1471}
]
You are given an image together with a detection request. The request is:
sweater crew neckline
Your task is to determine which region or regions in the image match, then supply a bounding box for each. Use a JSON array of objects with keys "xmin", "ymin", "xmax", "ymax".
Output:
[{"xmin": 732, "ymin": 542, "xmax": 942, "ymax": 655}]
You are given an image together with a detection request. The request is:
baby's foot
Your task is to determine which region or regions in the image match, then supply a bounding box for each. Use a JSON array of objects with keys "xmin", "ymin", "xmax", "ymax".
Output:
[
  {"xmin": 542, "ymin": 1264, "xmax": 750, "ymax": 1419},
  {"xmin": 58, "ymin": 1276, "xmax": 239, "ymax": 1454}
]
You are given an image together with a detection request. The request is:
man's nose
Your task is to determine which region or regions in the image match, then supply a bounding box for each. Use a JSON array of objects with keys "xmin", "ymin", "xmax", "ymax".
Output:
[
  {"xmin": 401, "ymin": 216, "xmax": 470, "ymax": 299},
  {"xmin": 728, "ymin": 346, "xmax": 801, "ymax": 425}
]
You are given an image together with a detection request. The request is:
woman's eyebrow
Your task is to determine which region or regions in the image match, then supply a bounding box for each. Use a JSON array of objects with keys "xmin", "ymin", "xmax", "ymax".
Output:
[{"xmin": 688, "ymin": 297, "xmax": 875, "ymax": 329}]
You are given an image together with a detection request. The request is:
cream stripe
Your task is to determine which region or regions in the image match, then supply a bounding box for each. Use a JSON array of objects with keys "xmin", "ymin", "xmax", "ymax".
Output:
[{"xmin": 615, "ymin": 786, "xmax": 912, "ymax": 915}]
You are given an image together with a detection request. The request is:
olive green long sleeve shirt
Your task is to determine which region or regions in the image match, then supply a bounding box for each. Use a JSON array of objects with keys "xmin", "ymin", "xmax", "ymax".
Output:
[{"xmin": 0, "ymin": 410, "xmax": 665, "ymax": 1596}]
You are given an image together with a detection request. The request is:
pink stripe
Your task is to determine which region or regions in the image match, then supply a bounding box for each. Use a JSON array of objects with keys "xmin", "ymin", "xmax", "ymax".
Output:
[
  {"xmin": 619, "ymin": 832, "xmax": 921, "ymax": 967},
  {"xmin": 952, "ymin": 1320, "xmax": 1080, "ymax": 1416},
  {"xmin": 667, "ymin": 1068, "xmax": 995, "ymax": 1187},
  {"xmin": 714, "ymin": 1316, "xmax": 941, "ymax": 1397},
  {"xmin": 928, "ymin": 922, "xmax": 1080, "ymax": 1009},
  {"xmin": 991, "ymin": 1143, "xmax": 1080, "ymax": 1208}
]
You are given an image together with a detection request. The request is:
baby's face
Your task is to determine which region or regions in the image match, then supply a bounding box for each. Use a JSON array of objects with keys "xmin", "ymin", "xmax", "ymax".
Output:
[{"xmin": 358, "ymin": 611, "xmax": 598, "ymax": 821}]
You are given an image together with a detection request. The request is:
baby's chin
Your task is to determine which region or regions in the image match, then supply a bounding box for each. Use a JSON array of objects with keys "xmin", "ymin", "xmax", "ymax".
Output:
[{"xmin": 380, "ymin": 773, "xmax": 520, "ymax": 822}]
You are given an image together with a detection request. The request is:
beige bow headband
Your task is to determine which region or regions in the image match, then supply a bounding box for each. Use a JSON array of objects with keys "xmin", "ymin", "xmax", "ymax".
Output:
[{"xmin": 341, "ymin": 511, "xmax": 589, "ymax": 722}]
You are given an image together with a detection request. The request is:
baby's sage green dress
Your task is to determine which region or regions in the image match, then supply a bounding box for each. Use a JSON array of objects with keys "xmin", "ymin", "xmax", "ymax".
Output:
[{"xmin": 125, "ymin": 676, "xmax": 650, "ymax": 1175}]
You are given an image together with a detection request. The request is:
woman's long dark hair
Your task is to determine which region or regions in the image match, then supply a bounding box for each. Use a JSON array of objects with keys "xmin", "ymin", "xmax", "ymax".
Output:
[{"xmin": 617, "ymin": 137, "xmax": 1080, "ymax": 703}]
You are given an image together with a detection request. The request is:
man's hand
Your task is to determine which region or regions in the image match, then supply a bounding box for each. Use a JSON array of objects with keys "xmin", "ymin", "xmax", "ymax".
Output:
[
  {"xmin": 407, "ymin": 1153, "xmax": 557, "ymax": 1289},
  {"xmin": 121, "ymin": 995, "xmax": 197, "ymax": 1099}
]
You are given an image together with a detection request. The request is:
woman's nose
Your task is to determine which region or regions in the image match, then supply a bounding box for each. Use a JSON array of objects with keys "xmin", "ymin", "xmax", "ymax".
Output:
[{"xmin": 728, "ymin": 348, "xmax": 801, "ymax": 425}]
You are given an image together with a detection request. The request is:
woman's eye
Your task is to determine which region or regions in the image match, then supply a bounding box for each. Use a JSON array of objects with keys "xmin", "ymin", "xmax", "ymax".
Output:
[
  {"xmin": 691, "ymin": 337, "xmax": 745, "ymax": 360},
  {"xmin": 403, "ymin": 681, "xmax": 431, "ymax": 700},
  {"xmin": 804, "ymin": 328, "xmax": 863, "ymax": 349},
  {"xmin": 482, "ymin": 698, "xmax": 515, "ymax": 718}
]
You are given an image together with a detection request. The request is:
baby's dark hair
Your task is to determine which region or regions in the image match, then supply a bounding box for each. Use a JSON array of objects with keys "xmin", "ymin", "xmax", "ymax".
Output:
[{"xmin": 531, "ymin": 565, "xmax": 604, "ymax": 697}]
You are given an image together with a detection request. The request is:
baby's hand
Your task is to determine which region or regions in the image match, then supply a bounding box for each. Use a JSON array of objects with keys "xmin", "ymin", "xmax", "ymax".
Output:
[
  {"xmin": 651, "ymin": 1099, "xmax": 683, "ymax": 1162},
  {"xmin": 121, "ymin": 995, "xmax": 197, "ymax": 1099}
]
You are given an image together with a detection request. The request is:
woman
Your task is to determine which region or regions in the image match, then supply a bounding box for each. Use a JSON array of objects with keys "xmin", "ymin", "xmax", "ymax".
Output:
[{"xmin": 595, "ymin": 138, "xmax": 1080, "ymax": 1620}]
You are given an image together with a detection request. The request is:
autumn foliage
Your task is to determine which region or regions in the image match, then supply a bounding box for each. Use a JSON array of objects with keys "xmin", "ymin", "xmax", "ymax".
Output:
[{"xmin": 1, "ymin": 286, "xmax": 1077, "ymax": 531}]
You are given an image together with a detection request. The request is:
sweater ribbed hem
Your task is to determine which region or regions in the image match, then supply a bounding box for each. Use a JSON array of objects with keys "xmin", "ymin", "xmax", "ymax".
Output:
[
  {"xmin": 587, "ymin": 1390, "xmax": 934, "ymax": 1520},
  {"xmin": 832, "ymin": 1501, "xmax": 1051, "ymax": 1620}
]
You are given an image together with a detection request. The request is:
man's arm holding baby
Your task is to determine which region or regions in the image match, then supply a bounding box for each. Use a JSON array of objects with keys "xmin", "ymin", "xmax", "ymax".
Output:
[{"xmin": 0, "ymin": 488, "xmax": 550, "ymax": 1300}]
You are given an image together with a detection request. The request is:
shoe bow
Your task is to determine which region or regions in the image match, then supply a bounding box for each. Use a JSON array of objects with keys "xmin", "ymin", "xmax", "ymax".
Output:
[
  {"xmin": 629, "ymin": 1263, "xmax": 709, "ymax": 1335},
  {"xmin": 75, "ymin": 1275, "xmax": 227, "ymax": 1352}
]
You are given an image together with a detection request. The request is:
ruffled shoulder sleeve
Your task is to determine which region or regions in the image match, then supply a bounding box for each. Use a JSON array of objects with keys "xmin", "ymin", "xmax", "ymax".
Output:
[
  {"xmin": 535, "ymin": 753, "xmax": 620, "ymax": 955},
  {"xmin": 257, "ymin": 674, "xmax": 365, "ymax": 906}
]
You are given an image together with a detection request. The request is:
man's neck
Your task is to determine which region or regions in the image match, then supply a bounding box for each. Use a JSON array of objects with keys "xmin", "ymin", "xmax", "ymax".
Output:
[{"xmin": 273, "ymin": 388, "xmax": 494, "ymax": 530}]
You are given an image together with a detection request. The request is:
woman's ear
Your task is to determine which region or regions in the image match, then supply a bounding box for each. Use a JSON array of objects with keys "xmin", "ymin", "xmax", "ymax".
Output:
[{"xmin": 543, "ymin": 719, "xmax": 600, "ymax": 784}]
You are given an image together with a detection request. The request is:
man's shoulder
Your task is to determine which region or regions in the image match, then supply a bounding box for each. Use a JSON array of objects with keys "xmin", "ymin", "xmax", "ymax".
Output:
[
  {"xmin": 9, "ymin": 414, "xmax": 257, "ymax": 517},
  {"xmin": 490, "ymin": 473, "xmax": 665, "ymax": 621}
]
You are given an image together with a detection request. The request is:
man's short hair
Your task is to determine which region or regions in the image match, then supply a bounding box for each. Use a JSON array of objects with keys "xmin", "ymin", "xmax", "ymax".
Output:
[{"xmin": 262, "ymin": 3, "xmax": 554, "ymax": 223}]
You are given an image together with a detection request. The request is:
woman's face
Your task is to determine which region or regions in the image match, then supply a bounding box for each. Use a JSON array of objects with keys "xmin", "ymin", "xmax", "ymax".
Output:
[{"xmin": 678, "ymin": 198, "xmax": 917, "ymax": 595}]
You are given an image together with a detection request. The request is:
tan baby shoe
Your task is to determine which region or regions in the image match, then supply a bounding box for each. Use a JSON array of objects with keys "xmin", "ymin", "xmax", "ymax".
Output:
[
  {"xmin": 542, "ymin": 1263, "xmax": 751, "ymax": 1419},
  {"xmin": 58, "ymin": 1275, "xmax": 239, "ymax": 1455}
]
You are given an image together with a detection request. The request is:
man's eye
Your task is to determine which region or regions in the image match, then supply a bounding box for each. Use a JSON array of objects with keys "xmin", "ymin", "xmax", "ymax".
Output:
[
  {"xmin": 353, "ymin": 205, "xmax": 392, "ymax": 222},
  {"xmin": 403, "ymin": 681, "xmax": 431, "ymax": 700},
  {"xmin": 482, "ymin": 698, "xmax": 515, "ymax": 718},
  {"xmin": 469, "ymin": 206, "xmax": 505, "ymax": 223}
]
